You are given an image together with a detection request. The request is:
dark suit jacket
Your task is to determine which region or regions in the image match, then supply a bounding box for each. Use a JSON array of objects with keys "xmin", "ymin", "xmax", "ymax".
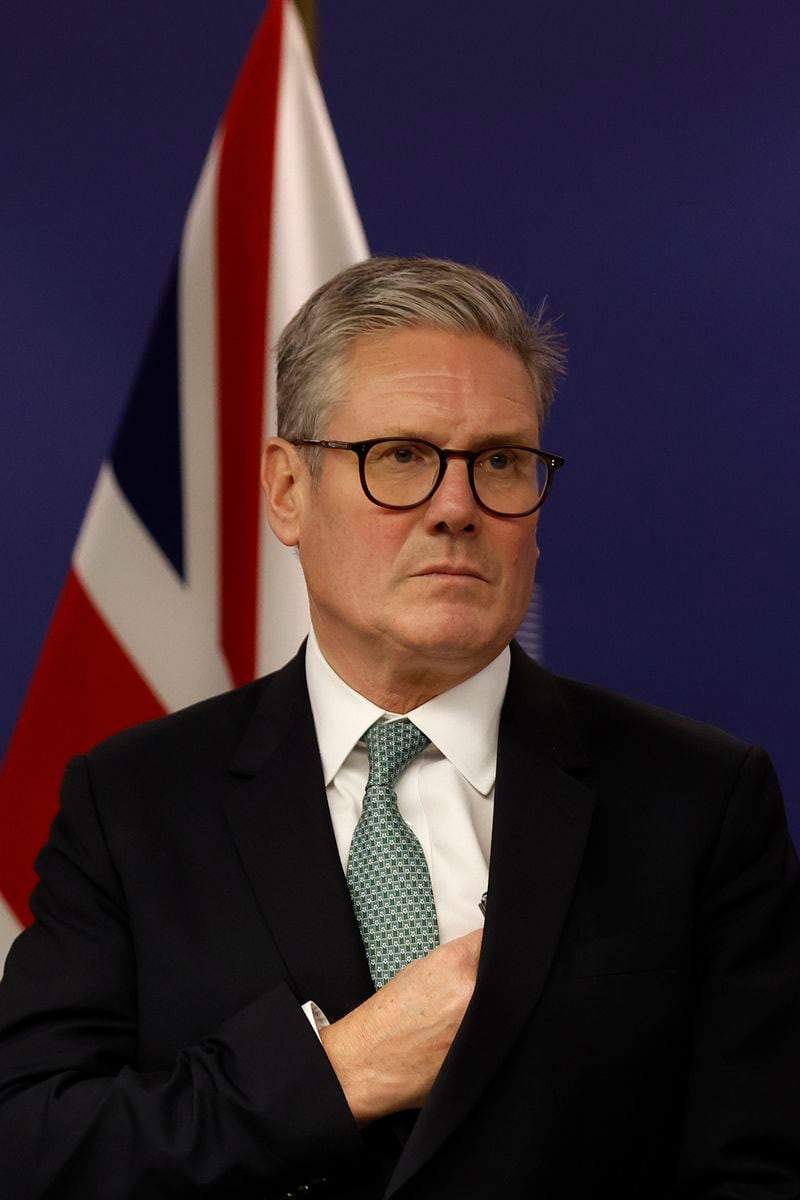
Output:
[{"xmin": 0, "ymin": 643, "xmax": 798, "ymax": 1199}]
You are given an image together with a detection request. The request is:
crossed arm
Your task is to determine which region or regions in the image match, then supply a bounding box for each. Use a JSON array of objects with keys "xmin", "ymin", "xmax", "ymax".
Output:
[
  {"xmin": 0, "ymin": 757, "xmax": 480, "ymax": 1199},
  {"xmin": 0, "ymin": 748, "xmax": 798, "ymax": 1198}
]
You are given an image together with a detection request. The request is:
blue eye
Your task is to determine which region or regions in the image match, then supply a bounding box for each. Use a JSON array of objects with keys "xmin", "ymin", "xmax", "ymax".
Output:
[{"xmin": 486, "ymin": 451, "xmax": 512, "ymax": 470}]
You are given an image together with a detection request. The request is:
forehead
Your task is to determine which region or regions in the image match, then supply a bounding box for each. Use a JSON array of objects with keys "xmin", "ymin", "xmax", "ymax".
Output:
[{"xmin": 330, "ymin": 326, "xmax": 540, "ymax": 440}]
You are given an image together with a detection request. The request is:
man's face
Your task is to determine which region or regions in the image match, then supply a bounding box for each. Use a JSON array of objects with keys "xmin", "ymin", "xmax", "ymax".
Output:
[{"xmin": 270, "ymin": 326, "xmax": 544, "ymax": 700}]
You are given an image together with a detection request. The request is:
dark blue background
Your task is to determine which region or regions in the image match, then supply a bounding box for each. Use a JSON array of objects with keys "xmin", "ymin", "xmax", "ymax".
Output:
[{"xmin": 2, "ymin": 2, "xmax": 798, "ymax": 838}]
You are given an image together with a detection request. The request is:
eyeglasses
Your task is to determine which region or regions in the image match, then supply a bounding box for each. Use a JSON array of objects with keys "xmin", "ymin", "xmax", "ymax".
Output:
[{"xmin": 290, "ymin": 437, "xmax": 565, "ymax": 517}]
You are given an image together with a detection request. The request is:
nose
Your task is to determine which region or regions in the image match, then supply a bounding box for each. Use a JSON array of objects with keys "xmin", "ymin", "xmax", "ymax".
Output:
[{"xmin": 422, "ymin": 454, "xmax": 480, "ymax": 534}]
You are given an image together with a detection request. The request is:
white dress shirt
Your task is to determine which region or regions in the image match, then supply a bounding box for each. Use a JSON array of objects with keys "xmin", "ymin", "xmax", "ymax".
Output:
[{"xmin": 304, "ymin": 627, "xmax": 510, "ymax": 944}]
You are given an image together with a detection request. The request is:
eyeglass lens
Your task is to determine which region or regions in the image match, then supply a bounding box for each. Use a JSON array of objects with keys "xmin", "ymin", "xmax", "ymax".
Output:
[{"xmin": 364, "ymin": 440, "xmax": 548, "ymax": 515}]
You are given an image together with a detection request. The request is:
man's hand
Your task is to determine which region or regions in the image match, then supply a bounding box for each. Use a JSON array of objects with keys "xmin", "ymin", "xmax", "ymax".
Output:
[{"xmin": 319, "ymin": 929, "xmax": 482, "ymax": 1125}]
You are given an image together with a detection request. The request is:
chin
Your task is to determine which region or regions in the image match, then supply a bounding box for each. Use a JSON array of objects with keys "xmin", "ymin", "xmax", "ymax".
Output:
[{"xmin": 392, "ymin": 607, "xmax": 511, "ymax": 662}]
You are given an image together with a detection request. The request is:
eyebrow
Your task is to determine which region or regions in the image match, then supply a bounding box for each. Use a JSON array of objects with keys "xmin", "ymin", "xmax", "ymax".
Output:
[{"xmin": 386, "ymin": 433, "xmax": 540, "ymax": 449}]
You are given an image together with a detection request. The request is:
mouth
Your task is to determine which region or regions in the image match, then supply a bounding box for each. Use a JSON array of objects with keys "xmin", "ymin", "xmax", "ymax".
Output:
[{"xmin": 414, "ymin": 565, "xmax": 488, "ymax": 582}]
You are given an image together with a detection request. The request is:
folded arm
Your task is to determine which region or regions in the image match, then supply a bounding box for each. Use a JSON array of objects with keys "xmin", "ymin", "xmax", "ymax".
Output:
[{"xmin": 0, "ymin": 757, "xmax": 363, "ymax": 1200}]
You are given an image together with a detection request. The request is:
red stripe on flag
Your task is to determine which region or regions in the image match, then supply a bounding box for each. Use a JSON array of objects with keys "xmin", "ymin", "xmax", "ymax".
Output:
[
  {"xmin": 0, "ymin": 570, "xmax": 165, "ymax": 924},
  {"xmin": 216, "ymin": 0, "xmax": 285, "ymax": 687}
]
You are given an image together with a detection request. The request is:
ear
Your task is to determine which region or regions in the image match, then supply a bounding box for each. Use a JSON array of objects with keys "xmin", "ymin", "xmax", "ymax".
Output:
[{"xmin": 261, "ymin": 438, "xmax": 308, "ymax": 547}]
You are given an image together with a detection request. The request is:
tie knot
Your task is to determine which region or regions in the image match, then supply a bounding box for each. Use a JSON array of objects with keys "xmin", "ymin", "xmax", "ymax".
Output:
[{"xmin": 364, "ymin": 719, "xmax": 430, "ymax": 789}]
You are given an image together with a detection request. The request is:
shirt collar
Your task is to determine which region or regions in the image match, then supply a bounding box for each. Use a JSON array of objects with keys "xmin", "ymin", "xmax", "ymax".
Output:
[{"xmin": 305, "ymin": 627, "xmax": 510, "ymax": 795}]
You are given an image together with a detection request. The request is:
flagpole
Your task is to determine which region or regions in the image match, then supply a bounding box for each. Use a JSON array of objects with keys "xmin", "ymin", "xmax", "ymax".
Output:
[{"xmin": 294, "ymin": 0, "xmax": 318, "ymax": 65}]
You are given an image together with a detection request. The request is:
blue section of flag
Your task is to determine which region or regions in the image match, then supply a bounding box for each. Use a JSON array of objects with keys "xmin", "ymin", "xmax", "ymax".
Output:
[{"xmin": 110, "ymin": 265, "xmax": 185, "ymax": 579}]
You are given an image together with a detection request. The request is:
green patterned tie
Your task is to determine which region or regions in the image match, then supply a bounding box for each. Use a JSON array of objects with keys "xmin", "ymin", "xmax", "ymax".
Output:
[{"xmin": 347, "ymin": 719, "xmax": 441, "ymax": 988}]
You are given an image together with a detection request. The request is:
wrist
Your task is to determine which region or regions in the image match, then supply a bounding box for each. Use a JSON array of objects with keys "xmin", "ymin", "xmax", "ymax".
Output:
[{"xmin": 320, "ymin": 1009, "xmax": 399, "ymax": 1126}]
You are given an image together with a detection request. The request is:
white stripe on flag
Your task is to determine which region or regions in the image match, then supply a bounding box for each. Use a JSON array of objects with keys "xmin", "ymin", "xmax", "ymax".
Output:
[
  {"xmin": 258, "ymin": 1, "xmax": 369, "ymax": 675},
  {"xmin": 0, "ymin": 892, "xmax": 23, "ymax": 976},
  {"xmin": 180, "ymin": 132, "xmax": 225, "ymax": 629},
  {"xmin": 74, "ymin": 465, "xmax": 231, "ymax": 712}
]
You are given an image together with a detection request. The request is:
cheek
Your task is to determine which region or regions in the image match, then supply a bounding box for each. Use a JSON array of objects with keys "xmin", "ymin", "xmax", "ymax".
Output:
[
  {"xmin": 302, "ymin": 506, "xmax": 408, "ymax": 597},
  {"xmin": 506, "ymin": 523, "xmax": 540, "ymax": 575},
  {"xmin": 502, "ymin": 530, "xmax": 540, "ymax": 616},
  {"xmin": 351, "ymin": 508, "xmax": 419, "ymax": 564}
]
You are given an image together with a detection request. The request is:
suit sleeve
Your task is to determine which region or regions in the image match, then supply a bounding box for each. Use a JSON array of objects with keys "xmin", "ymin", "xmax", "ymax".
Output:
[
  {"xmin": 672, "ymin": 746, "xmax": 800, "ymax": 1198},
  {"xmin": 0, "ymin": 757, "xmax": 365, "ymax": 1200}
]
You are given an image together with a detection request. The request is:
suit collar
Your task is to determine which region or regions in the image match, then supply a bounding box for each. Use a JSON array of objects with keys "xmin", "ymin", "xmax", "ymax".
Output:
[
  {"xmin": 230, "ymin": 640, "xmax": 581, "ymax": 778},
  {"xmin": 503, "ymin": 640, "xmax": 590, "ymax": 772},
  {"xmin": 228, "ymin": 643, "xmax": 309, "ymax": 779}
]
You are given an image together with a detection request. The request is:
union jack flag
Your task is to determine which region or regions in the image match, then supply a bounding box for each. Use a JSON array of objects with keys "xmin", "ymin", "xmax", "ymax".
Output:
[{"xmin": 0, "ymin": 0, "xmax": 368, "ymax": 963}]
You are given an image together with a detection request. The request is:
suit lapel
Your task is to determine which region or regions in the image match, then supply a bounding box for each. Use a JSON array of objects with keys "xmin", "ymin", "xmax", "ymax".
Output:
[
  {"xmin": 223, "ymin": 647, "xmax": 374, "ymax": 1020},
  {"xmin": 222, "ymin": 642, "xmax": 595, "ymax": 1190},
  {"xmin": 387, "ymin": 646, "xmax": 595, "ymax": 1196}
]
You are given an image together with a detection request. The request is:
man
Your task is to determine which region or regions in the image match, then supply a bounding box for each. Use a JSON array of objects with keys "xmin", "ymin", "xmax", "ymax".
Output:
[{"xmin": 0, "ymin": 257, "xmax": 798, "ymax": 1199}]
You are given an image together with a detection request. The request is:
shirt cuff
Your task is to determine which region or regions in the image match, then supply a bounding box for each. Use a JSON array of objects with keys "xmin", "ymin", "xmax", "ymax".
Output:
[{"xmin": 301, "ymin": 999, "xmax": 331, "ymax": 1041}]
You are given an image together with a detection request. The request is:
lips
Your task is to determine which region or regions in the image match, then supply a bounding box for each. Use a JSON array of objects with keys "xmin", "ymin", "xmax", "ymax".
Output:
[{"xmin": 415, "ymin": 564, "xmax": 487, "ymax": 581}]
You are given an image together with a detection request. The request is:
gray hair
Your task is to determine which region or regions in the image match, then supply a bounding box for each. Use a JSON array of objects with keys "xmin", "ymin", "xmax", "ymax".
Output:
[{"xmin": 276, "ymin": 256, "xmax": 565, "ymax": 447}]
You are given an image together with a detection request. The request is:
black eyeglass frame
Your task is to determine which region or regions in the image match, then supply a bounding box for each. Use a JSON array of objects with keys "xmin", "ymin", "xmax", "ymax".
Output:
[{"xmin": 291, "ymin": 437, "xmax": 565, "ymax": 517}]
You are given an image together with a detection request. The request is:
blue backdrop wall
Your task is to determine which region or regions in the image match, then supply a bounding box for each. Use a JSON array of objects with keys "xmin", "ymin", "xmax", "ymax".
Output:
[{"xmin": 1, "ymin": 1, "xmax": 798, "ymax": 839}]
